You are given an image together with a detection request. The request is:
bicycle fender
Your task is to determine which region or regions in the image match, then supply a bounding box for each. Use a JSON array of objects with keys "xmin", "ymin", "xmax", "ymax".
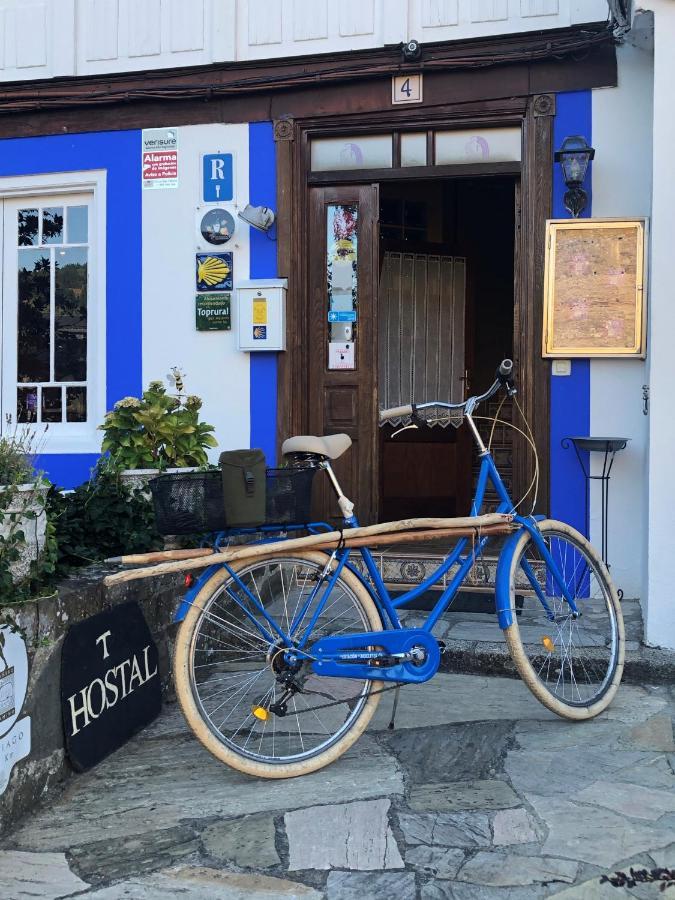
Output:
[
  {"xmin": 174, "ymin": 565, "xmax": 223, "ymax": 622},
  {"xmin": 495, "ymin": 527, "xmax": 528, "ymax": 630}
]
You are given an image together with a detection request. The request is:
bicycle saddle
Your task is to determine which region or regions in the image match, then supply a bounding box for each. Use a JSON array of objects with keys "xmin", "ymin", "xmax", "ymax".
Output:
[{"xmin": 281, "ymin": 433, "xmax": 352, "ymax": 460}]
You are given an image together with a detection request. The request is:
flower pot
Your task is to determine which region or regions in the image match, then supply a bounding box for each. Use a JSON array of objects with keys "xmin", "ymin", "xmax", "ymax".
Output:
[{"xmin": 0, "ymin": 482, "xmax": 49, "ymax": 584}]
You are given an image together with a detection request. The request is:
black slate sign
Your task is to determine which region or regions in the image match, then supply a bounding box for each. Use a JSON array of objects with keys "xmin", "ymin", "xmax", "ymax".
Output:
[{"xmin": 61, "ymin": 601, "xmax": 161, "ymax": 772}]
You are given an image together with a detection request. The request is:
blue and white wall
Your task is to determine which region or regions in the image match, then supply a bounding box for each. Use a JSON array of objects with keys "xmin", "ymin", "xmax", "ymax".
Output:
[
  {"xmin": 142, "ymin": 121, "xmax": 278, "ymax": 468},
  {"xmin": 551, "ymin": 43, "xmax": 653, "ymax": 614}
]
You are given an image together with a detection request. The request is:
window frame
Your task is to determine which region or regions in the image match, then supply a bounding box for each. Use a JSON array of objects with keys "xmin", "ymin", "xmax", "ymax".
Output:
[{"xmin": 0, "ymin": 170, "xmax": 106, "ymax": 453}]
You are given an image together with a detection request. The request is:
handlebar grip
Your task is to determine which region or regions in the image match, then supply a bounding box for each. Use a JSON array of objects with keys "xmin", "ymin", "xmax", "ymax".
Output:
[
  {"xmin": 496, "ymin": 359, "xmax": 514, "ymax": 384},
  {"xmin": 379, "ymin": 404, "xmax": 413, "ymax": 423}
]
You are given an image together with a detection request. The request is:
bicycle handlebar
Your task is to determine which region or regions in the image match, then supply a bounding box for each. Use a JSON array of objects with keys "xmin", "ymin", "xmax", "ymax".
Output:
[{"xmin": 379, "ymin": 358, "xmax": 515, "ymax": 424}]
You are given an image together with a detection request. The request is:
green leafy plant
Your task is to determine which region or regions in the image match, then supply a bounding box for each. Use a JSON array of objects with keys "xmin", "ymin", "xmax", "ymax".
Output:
[
  {"xmin": 0, "ymin": 428, "xmax": 51, "ymax": 606},
  {"xmin": 47, "ymin": 459, "xmax": 162, "ymax": 573},
  {"xmin": 99, "ymin": 372, "xmax": 217, "ymax": 470}
]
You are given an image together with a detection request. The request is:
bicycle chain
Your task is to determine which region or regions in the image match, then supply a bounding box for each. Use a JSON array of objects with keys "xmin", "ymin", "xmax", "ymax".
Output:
[{"xmin": 283, "ymin": 681, "xmax": 406, "ymax": 716}]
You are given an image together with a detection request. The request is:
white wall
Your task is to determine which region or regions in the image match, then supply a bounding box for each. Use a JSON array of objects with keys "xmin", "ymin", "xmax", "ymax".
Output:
[
  {"xmin": 0, "ymin": 0, "xmax": 610, "ymax": 82},
  {"xmin": 590, "ymin": 42, "xmax": 653, "ymax": 602},
  {"xmin": 142, "ymin": 123, "xmax": 251, "ymax": 460},
  {"xmin": 640, "ymin": 0, "xmax": 675, "ymax": 649}
]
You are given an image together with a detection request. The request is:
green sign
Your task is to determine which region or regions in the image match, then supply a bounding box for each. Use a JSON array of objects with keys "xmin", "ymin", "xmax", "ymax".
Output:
[{"xmin": 196, "ymin": 293, "xmax": 231, "ymax": 331}]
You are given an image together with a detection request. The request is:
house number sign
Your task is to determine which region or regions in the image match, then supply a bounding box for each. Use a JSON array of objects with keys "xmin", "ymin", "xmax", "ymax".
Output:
[{"xmin": 392, "ymin": 74, "xmax": 423, "ymax": 105}]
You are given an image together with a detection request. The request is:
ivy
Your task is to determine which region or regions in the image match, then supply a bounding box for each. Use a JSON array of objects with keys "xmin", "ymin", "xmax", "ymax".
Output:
[{"xmin": 47, "ymin": 460, "xmax": 162, "ymax": 575}]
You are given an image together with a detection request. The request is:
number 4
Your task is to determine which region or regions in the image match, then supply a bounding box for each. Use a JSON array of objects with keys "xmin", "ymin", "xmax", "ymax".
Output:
[{"xmin": 392, "ymin": 74, "xmax": 422, "ymax": 105}]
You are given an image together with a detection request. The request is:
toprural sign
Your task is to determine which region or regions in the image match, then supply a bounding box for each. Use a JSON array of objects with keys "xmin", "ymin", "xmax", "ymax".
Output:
[
  {"xmin": 60, "ymin": 601, "xmax": 161, "ymax": 771},
  {"xmin": 0, "ymin": 625, "xmax": 30, "ymax": 796}
]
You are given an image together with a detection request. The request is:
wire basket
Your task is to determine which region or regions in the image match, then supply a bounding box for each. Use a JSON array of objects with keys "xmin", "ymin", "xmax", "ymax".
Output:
[{"xmin": 149, "ymin": 467, "xmax": 316, "ymax": 535}]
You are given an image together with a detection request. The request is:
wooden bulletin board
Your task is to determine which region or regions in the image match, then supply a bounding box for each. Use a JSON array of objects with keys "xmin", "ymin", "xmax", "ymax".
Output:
[{"xmin": 542, "ymin": 218, "xmax": 647, "ymax": 358}]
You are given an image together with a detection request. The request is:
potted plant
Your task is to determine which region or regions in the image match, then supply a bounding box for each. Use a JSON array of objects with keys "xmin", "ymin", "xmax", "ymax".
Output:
[
  {"xmin": 0, "ymin": 428, "xmax": 49, "ymax": 590},
  {"xmin": 98, "ymin": 369, "xmax": 218, "ymax": 492}
]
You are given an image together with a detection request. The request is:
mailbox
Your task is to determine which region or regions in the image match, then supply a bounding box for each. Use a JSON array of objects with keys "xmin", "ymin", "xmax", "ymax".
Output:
[{"xmin": 236, "ymin": 279, "xmax": 287, "ymax": 351}]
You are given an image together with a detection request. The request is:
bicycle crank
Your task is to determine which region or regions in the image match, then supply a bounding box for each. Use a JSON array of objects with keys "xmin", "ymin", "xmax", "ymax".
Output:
[{"xmin": 310, "ymin": 628, "xmax": 440, "ymax": 684}]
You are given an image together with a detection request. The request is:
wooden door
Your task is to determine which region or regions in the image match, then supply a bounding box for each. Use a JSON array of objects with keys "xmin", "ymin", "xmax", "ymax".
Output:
[{"xmin": 307, "ymin": 185, "xmax": 379, "ymax": 525}]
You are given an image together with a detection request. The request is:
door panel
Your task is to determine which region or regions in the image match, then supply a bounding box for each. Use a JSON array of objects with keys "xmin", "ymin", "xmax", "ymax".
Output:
[{"xmin": 307, "ymin": 185, "xmax": 379, "ymax": 525}]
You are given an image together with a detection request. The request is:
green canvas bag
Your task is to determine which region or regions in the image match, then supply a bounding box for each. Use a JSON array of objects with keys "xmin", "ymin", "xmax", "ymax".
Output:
[{"xmin": 219, "ymin": 449, "xmax": 267, "ymax": 527}]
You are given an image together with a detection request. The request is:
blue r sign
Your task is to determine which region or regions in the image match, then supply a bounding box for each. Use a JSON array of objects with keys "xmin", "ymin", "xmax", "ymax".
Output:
[{"xmin": 203, "ymin": 154, "xmax": 233, "ymax": 202}]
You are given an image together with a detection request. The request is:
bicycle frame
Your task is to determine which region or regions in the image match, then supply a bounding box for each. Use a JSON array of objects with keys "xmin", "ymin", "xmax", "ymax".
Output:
[{"xmin": 187, "ymin": 408, "xmax": 580, "ymax": 654}]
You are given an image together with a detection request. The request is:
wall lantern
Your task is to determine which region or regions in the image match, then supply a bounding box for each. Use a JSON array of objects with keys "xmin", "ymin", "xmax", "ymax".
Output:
[
  {"xmin": 238, "ymin": 204, "xmax": 275, "ymax": 232},
  {"xmin": 554, "ymin": 135, "xmax": 595, "ymax": 218}
]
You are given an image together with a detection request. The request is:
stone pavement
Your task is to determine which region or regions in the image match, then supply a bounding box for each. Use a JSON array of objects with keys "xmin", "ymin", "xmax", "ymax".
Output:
[{"xmin": 1, "ymin": 672, "xmax": 674, "ymax": 899}]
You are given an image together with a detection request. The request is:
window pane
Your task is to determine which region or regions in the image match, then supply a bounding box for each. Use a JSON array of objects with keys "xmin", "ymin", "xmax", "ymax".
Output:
[
  {"xmin": 67, "ymin": 206, "xmax": 88, "ymax": 244},
  {"xmin": 434, "ymin": 128, "xmax": 522, "ymax": 165},
  {"xmin": 17, "ymin": 386, "xmax": 38, "ymax": 423},
  {"xmin": 42, "ymin": 207, "xmax": 64, "ymax": 244},
  {"xmin": 55, "ymin": 247, "xmax": 87, "ymax": 382},
  {"xmin": 311, "ymin": 135, "xmax": 392, "ymax": 171},
  {"xmin": 327, "ymin": 204, "xmax": 358, "ymax": 367},
  {"xmin": 18, "ymin": 249, "xmax": 51, "ymax": 383},
  {"xmin": 401, "ymin": 133, "xmax": 427, "ymax": 168},
  {"xmin": 66, "ymin": 386, "xmax": 87, "ymax": 422},
  {"xmin": 42, "ymin": 387, "xmax": 62, "ymax": 423},
  {"xmin": 18, "ymin": 209, "xmax": 39, "ymax": 246}
]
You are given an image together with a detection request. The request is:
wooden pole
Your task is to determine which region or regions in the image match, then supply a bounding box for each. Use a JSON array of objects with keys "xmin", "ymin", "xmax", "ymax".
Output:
[{"xmin": 103, "ymin": 516, "xmax": 513, "ymax": 588}]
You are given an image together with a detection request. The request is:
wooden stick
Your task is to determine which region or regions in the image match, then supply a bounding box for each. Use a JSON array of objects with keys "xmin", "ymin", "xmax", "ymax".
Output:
[
  {"xmin": 107, "ymin": 513, "xmax": 511, "ymax": 567},
  {"xmin": 106, "ymin": 547, "xmax": 216, "ymax": 565},
  {"xmin": 103, "ymin": 518, "xmax": 513, "ymax": 588}
]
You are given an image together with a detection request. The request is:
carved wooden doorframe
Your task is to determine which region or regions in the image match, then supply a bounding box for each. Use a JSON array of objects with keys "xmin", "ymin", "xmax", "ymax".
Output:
[{"xmin": 275, "ymin": 94, "xmax": 554, "ymax": 515}]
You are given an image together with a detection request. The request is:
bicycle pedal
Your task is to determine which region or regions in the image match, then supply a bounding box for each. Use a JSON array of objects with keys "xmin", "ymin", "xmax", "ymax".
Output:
[{"xmin": 437, "ymin": 640, "xmax": 448, "ymax": 655}]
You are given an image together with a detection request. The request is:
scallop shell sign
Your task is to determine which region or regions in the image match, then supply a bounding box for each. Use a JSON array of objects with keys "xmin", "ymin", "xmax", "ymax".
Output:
[{"xmin": 0, "ymin": 626, "xmax": 31, "ymax": 796}]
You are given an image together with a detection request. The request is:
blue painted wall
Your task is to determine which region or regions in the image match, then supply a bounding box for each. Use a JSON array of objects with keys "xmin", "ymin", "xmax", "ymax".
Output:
[
  {"xmin": 0, "ymin": 130, "xmax": 142, "ymax": 488},
  {"xmin": 248, "ymin": 122, "xmax": 278, "ymax": 465},
  {"xmin": 549, "ymin": 92, "xmax": 592, "ymax": 534}
]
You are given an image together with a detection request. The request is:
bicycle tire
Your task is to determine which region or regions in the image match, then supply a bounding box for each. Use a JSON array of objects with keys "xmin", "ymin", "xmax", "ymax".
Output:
[
  {"xmin": 174, "ymin": 551, "xmax": 384, "ymax": 778},
  {"xmin": 504, "ymin": 519, "xmax": 625, "ymax": 720}
]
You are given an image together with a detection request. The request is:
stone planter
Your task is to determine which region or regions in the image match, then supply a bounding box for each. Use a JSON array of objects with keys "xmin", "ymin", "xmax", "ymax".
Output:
[{"xmin": 0, "ymin": 482, "xmax": 49, "ymax": 583}]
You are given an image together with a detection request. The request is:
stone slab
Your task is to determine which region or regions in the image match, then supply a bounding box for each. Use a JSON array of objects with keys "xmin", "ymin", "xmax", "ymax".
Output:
[
  {"xmin": 404, "ymin": 844, "xmax": 465, "ymax": 878},
  {"xmin": 627, "ymin": 714, "xmax": 675, "ymax": 751},
  {"xmin": 0, "ymin": 850, "xmax": 89, "ymax": 899},
  {"xmin": 409, "ymin": 779, "xmax": 520, "ymax": 812},
  {"xmin": 527, "ymin": 795, "xmax": 675, "ymax": 868},
  {"xmin": 382, "ymin": 721, "xmax": 511, "ymax": 782},
  {"xmin": 82, "ymin": 867, "xmax": 322, "ymax": 899},
  {"xmin": 457, "ymin": 851, "xmax": 578, "ymax": 886},
  {"xmin": 325, "ymin": 870, "xmax": 416, "ymax": 900},
  {"xmin": 202, "ymin": 814, "xmax": 279, "ymax": 869},
  {"xmin": 398, "ymin": 810, "xmax": 492, "ymax": 848},
  {"xmin": 285, "ymin": 799, "xmax": 403, "ymax": 870},
  {"xmin": 550, "ymin": 878, "xmax": 634, "ymax": 898},
  {"xmin": 493, "ymin": 808, "xmax": 539, "ymax": 846},
  {"xmin": 370, "ymin": 673, "xmax": 556, "ymax": 731},
  {"xmin": 12, "ymin": 733, "xmax": 403, "ymax": 851},
  {"xmin": 506, "ymin": 748, "xmax": 655, "ymax": 797},
  {"xmin": 650, "ymin": 842, "xmax": 675, "ymax": 867},
  {"xmin": 574, "ymin": 779, "xmax": 675, "ymax": 821},
  {"xmin": 422, "ymin": 885, "xmax": 547, "ymax": 900},
  {"xmin": 69, "ymin": 825, "xmax": 199, "ymax": 884}
]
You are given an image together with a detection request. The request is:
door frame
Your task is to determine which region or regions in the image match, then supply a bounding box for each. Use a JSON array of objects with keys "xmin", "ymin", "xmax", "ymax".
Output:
[{"xmin": 275, "ymin": 94, "xmax": 554, "ymax": 515}]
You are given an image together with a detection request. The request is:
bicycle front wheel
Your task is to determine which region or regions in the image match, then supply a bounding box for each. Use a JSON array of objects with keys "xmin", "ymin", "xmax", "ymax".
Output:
[
  {"xmin": 504, "ymin": 519, "xmax": 624, "ymax": 719},
  {"xmin": 174, "ymin": 551, "xmax": 383, "ymax": 778}
]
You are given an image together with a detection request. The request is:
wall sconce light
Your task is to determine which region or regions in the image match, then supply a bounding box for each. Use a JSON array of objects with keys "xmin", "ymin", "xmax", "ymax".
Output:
[
  {"xmin": 237, "ymin": 204, "xmax": 275, "ymax": 232},
  {"xmin": 554, "ymin": 135, "xmax": 595, "ymax": 218}
]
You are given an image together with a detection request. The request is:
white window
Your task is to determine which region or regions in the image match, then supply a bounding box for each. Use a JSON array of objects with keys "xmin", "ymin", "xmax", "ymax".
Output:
[{"xmin": 0, "ymin": 173, "xmax": 106, "ymax": 452}]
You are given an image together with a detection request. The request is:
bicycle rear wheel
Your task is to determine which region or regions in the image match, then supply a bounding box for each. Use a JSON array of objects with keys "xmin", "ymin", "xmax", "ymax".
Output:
[
  {"xmin": 174, "ymin": 551, "xmax": 383, "ymax": 778},
  {"xmin": 504, "ymin": 519, "xmax": 624, "ymax": 719}
]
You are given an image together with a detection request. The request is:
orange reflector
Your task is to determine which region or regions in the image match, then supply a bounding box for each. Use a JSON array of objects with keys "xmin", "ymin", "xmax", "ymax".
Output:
[
  {"xmin": 542, "ymin": 636, "xmax": 555, "ymax": 652},
  {"xmin": 252, "ymin": 705, "xmax": 269, "ymax": 721},
  {"xmin": 184, "ymin": 573, "xmax": 194, "ymax": 587}
]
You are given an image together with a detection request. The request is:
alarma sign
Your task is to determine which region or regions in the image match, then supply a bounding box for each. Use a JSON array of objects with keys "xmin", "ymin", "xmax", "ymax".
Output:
[{"xmin": 142, "ymin": 127, "xmax": 179, "ymax": 189}]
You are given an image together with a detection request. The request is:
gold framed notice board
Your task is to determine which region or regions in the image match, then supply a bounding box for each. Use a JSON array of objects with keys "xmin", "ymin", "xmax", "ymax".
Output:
[{"xmin": 542, "ymin": 218, "xmax": 647, "ymax": 358}]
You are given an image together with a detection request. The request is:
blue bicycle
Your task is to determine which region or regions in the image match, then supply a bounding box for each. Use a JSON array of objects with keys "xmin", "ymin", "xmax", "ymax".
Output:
[{"xmin": 173, "ymin": 361, "xmax": 625, "ymax": 778}]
